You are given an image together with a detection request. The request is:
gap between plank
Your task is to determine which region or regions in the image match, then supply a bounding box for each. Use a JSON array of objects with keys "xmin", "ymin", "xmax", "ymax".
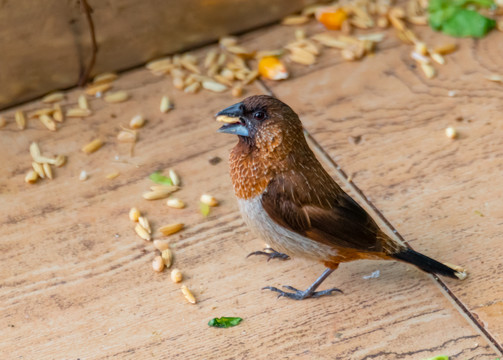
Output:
[{"xmin": 257, "ymin": 80, "xmax": 503, "ymax": 355}]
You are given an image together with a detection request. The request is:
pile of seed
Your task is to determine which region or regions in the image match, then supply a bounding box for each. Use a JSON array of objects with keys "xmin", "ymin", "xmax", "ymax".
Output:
[
  {"xmin": 129, "ymin": 169, "xmax": 219, "ymax": 304},
  {"xmin": 25, "ymin": 142, "xmax": 67, "ymax": 183}
]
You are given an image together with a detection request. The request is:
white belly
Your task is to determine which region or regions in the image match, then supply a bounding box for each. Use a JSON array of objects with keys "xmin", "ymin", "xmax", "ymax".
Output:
[{"xmin": 238, "ymin": 196, "xmax": 337, "ymax": 260}]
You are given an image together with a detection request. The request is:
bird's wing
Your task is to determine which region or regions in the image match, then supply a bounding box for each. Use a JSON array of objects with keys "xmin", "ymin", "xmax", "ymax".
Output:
[{"xmin": 261, "ymin": 174, "xmax": 384, "ymax": 253}]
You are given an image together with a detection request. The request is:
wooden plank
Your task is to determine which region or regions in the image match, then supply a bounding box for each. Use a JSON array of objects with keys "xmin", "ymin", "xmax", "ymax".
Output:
[
  {"xmin": 261, "ymin": 22, "xmax": 503, "ymax": 349},
  {"xmin": 0, "ymin": 0, "xmax": 321, "ymax": 109},
  {"xmin": 0, "ymin": 39, "xmax": 500, "ymax": 359}
]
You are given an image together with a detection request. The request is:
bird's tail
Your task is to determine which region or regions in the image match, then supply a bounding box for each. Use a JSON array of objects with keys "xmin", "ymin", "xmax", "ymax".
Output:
[{"xmin": 392, "ymin": 248, "xmax": 467, "ymax": 280}]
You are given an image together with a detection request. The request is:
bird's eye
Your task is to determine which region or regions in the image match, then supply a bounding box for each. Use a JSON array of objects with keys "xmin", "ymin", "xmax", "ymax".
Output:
[{"xmin": 253, "ymin": 111, "xmax": 265, "ymax": 120}]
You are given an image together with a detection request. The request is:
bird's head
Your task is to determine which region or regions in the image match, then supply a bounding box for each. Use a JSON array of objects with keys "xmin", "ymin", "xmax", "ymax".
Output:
[{"xmin": 215, "ymin": 95, "xmax": 303, "ymax": 152}]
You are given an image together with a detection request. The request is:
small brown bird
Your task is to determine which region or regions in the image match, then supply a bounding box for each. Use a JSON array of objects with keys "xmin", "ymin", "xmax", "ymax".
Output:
[{"xmin": 216, "ymin": 95, "xmax": 467, "ymax": 300}]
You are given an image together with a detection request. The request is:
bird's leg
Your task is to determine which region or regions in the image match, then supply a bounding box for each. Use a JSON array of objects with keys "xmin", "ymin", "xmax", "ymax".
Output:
[
  {"xmin": 263, "ymin": 268, "xmax": 342, "ymax": 300},
  {"xmin": 246, "ymin": 247, "xmax": 290, "ymax": 261}
]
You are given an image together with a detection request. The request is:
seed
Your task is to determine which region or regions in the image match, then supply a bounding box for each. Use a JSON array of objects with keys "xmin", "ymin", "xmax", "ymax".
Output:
[
  {"xmin": 159, "ymin": 223, "xmax": 184, "ymax": 236},
  {"xmin": 258, "ymin": 56, "xmax": 289, "ymax": 80},
  {"xmin": 78, "ymin": 95, "xmax": 89, "ymax": 110},
  {"xmin": 316, "ymin": 8, "xmax": 348, "ymax": 30},
  {"xmin": 408, "ymin": 15, "xmax": 427, "ymax": 25},
  {"xmin": 160, "ymin": 96, "xmax": 172, "ymax": 113},
  {"xmin": 43, "ymin": 163, "xmax": 53, "ymax": 179},
  {"xmin": 180, "ymin": 59, "xmax": 201, "ymax": 74},
  {"xmin": 341, "ymin": 49, "xmax": 356, "ymax": 61},
  {"xmin": 388, "ymin": 14, "xmax": 405, "ymax": 31},
  {"xmin": 204, "ymin": 49, "xmax": 218, "ymax": 69},
  {"xmin": 129, "ymin": 114, "xmax": 145, "ymax": 129},
  {"xmin": 161, "ymin": 249, "xmax": 173, "ymax": 268},
  {"xmin": 0, "ymin": 116, "xmax": 6, "ymax": 128},
  {"xmin": 281, "ymin": 15, "xmax": 310, "ymax": 25},
  {"xmin": 289, "ymin": 47, "xmax": 316, "ymax": 65},
  {"xmin": 485, "ymin": 74, "xmax": 503, "ymax": 82},
  {"xmin": 213, "ymin": 74, "xmax": 233, "ymax": 87},
  {"xmin": 220, "ymin": 68, "xmax": 234, "ymax": 81},
  {"xmin": 42, "ymin": 92, "xmax": 65, "ymax": 103},
  {"xmin": 39, "ymin": 114, "xmax": 57, "ymax": 131},
  {"xmin": 106, "ymin": 171, "xmax": 120, "ymax": 180},
  {"xmin": 433, "ymin": 43, "xmax": 457, "ymax": 55},
  {"xmin": 226, "ymin": 45, "xmax": 251, "ymax": 56},
  {"xmin": 135, "ymin": 223, "xmax": 151, "ymax": 241},
  {"xmin": 420, "ymin": 63, "xmax": 436, "ymax": 79},
  {"xmin": 200, "ymin": 194, "xmax": 218, "ymax": 207},
  {"xmin": 85, "ymin": 83, "xmax": 112, "ymax": 96},
  {"xmin": 25, "ymin": 170, "xmax": 38, "ymax": 184},
  {"xmin": 411, "ymin": 51, "xmax": 430, "ymax": 64},
  {"xmin": 231, "ymin": 84, "xmax": 243, "ymax": 98},
  {"xmin": 32, "ymin": 162, "xmax": 45, "ymax": 178},
  {"xmin": 53, "ymin": 104, "xmax": 64, "ymax": 122},
  {"xmin": 181, "ymin": 285, "xmax": 196, "ymax": 304},
  {"xmin": 171, "ymin": 268, "xmax": 183, "ymax": 283},
  {"xmin": 377, "ymin": 16, "xmax": 389, "ymax": 28},
  {"xmin": 28, "ymin": 108, "xmax": 54, "ymax": 118},
  {"xmin": 15, "ymin": 110, "xmax": 26, "ymax": 130},
  {"xmin": 138, "ymin": 216, "xmax": 152, "ymax": 234},
  {"xmin": 169, "ymin": 169, "xmax": 180, "ymax": 186},
  {"xmin": 167, "ymin": 198, "xmax": 185, "ymax": 209},
  {"xmin": 295, "ymin": 29, "xmax": 306, "ymax": 41},
  {"xmin": 93, "ymin": 72, "xmax": 118, "ymax": 84},
  {"xmin": 202, "ymin": 80, "xmax": 228, "ymax": 93},
  {"xmin": 311, "ymin": 33, "xmax": 347, "ymax": 48},
  {"xmin": 173, "ymin": 76, "xmax": 185, "ymax": 90},
  {"xmin": 414, "ymin": 42, "xmax": 428, "ymax": 56},
  {"xmin": 104, "ymin": 91, "xmax": 129, "ymax": 103},
  {"xmin": 184, "ymin": 82, "xmax": 201, "ymax": 94},
  {"xmin": 216, "ymin": 115, "xmax": 237, "ymax": 123},
  {"xmin": 172, "ymin": 54, "xmax": 181, "ymax": 66},
  {"xmin": 79, "ymin": 170, "xmax": 88, "ymax": 181},
  {"xmin": 66, "ymin": 108, "xmax": 92, "ymax": 118},
  {"xmin": 146, "ymin": 57, "xmax": 172, "ymax": 71},
  {"xmin": 217, "ymin": 53, "xmax": 227, "ymax": 67},
  {"xmin": 445, "ymin": 127, "xmax": 457, "ymax": 139},
  {"xmin": 219, "ymin": 37, "xmax": 238, "ymax": 48},
  {"xmin": 430, "ymin": 52, "xmax": 445, "ymax": 65},
  {"xmin": 357, "ymin": 33, "xmax": 385, "ymax": 42},
  {"xmin": 129, "ymin": 207, "xmax": 141, "ymax": 222},
  {"xmin": 82, "ymin": 139, "xmax": 103, "ymax": 154},
  {"xmin": 30, "ymin": 142, "xmax": 41, "ymax": 160},
  {"xmin": 143, "ymin": 186, "xmax": 179, "ymax": 200},
  {"xmin": 117, "ymin": 130, "xmax": 137, "ymax": 142},
  {"xmin": 55, "ymin": 155, "xmax": 66, "ymax": 167},
  {"xmin": 153, "ymin": 240, "xmax": 170, "ymax": 251},
  {"xmin": 255, "ymin": 49, "xmax": 284, "ymax": 59},
  {"xmin": 152, "ymin": 256, "xmax": 165, "ymax": 272}
]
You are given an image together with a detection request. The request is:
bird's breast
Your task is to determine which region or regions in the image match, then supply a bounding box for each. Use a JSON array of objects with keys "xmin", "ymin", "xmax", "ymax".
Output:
[{"xmin": 238, "ymin": 196, "xmax": 338, "ymax": 261}]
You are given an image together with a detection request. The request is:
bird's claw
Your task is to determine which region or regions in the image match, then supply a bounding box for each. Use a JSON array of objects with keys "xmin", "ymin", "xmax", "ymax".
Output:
[
  {"xmin": 247, "ymin": 248, "xmax": 290, "ymax": 262},
  {"xmin": 262, "ymin": 285, "xmax": 343, "ymax": 300}
]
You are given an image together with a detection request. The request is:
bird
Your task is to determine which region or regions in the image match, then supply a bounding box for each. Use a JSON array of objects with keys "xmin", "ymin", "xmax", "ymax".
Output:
[{"xmin": 215, "ymin": 95, "xmax": 467, "ymax": 300}]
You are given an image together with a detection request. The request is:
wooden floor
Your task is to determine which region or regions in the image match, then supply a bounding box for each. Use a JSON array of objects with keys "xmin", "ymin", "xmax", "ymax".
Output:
[{"xmin": 1, "ymin": 19, "xmax": 503, "ymax": 360}]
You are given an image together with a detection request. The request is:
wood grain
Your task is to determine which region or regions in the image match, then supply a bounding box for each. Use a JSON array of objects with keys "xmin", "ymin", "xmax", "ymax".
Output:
[
  {"xmin": 0, "ymin": 0, "xmax": 321, "ymax": 109},
  {"xmin": 262, "ymin": 22, "xmax": 503, "ymax": 350},
  {"xmin": 1, "ymin": 27, "xmax": 501, "ymax": 360}
]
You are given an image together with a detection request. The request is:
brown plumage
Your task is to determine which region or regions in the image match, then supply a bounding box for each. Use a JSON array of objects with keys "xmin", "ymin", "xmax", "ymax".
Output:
[{"xmin": 216, "ymin": 95, "xmax": 467, "ymax": 300}]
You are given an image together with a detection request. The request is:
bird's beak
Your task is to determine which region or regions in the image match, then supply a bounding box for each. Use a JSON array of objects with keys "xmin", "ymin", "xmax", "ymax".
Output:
[{"xmin": 215, "ymin": 102, "xmax": 249, "ymax": 137}]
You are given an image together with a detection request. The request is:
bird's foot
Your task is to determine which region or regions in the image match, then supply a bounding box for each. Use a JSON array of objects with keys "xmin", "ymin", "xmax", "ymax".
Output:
[
  {"xmin": 246, "ymin": 248, "xmax": 290, "ymax": 262},
  {"xmin": 262, "ymin": 285, "xmax": 342, "ymax": 300}
]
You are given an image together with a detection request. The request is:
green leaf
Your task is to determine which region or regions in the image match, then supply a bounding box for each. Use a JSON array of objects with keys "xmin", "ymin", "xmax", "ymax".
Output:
[
  {"xmin": 208, "ymin": 317, "xmax": 243, "ymax": 328},
  {"xmin": 149, "ymin": 171, "xmax": 173, "ymax": 185},
  {"xmin": 442, "ymin": 9, "xmax": 496, "ymax": 37},
  {"xmin": 428, "ymin": 0, "xmax": 496, "ymax": 37},
  {"xmin": 422, "ymin": 356, "xmax": 449, "ymax": 360},
  {"xmin": 200, "ymin": 202, "xmax": 210, "ymax": 217}
]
